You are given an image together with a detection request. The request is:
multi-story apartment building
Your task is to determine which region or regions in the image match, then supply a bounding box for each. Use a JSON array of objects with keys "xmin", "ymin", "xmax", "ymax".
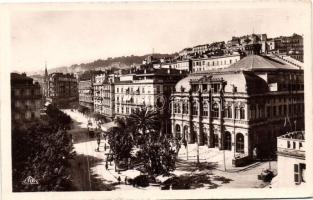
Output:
[
  {"xmin": 45, "ymin": 72, "xmax": 78, "ymax": 108},
  {"xmin": 78, "ymin": 80, "xmax": 94, "ymax": 111},
  {"xmin": 192, "ymin": 54, "xmax": 241, "ymax": 72},
  {"xmin": 192, "ymin": 44, "xmax": 210, "ymax": 55},
  {"xmin": 170, "ymin": 52, "xmax": 304, "ymax": 163},
  {"xmin": 78, "ymin": 71, "xmax": 103, "ymax": 111},
  {"xmin": 274, "ymin": 131, "xmax": 305, "ymax": 187},
  {"xmin": 227, "ymin": 34, "xmax": 267, "ymax": 54},
  {"xmin": 160, "ymin": 59, "xmax": 192, "ymax": 72},
  {"xmin": 11, "ymin": 73, "xmax": 42, "ymax": 122},
  {"xmin": 178, "ymin": 47, "xmax": 193, "ymax": 57},
  {"xmin": 93, "ymin": 73, "xmax": 117, "ymax": 118},
  {"xmin": 268, "ymin": 34, "xmax": 303, "ymax": 62},
  {"xmin": 114, "ymin": 68, "xmax": 186, "ymax": 120}
]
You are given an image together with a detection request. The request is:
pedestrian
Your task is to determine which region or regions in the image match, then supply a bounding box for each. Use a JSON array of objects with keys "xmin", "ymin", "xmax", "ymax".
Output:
[
  {"xmin": 104, "ymin": 143, "xmax": 107, "ymax": 151},
  {"xmin": 105, "ymin": 161, "xmax": 108, "ymax": 170},
  {"xmin": 124, "ymin": 176, "xmax": 128, "ymax": 185},
  {"xmin": 117, "ymin": 176, "xmax": 121, "ymax": 184},
  {"xmin": 97, "ymin": 136, "xmax": 101, "ymax": 152}
]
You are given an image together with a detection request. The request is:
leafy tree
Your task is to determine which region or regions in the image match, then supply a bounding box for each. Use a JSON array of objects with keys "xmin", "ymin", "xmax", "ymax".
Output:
[
  {"xmin": 12, "ymin": 118, "xmax": 75, "ymax": 192},
  {"xmin": 128, "ymin": 108, "xmax": 177, "ymax": 176},
  {"xmin": 140, "ymin": 130, "xmax": 177, "ymax": 176},
  {"xmin": 46, "ymin": 104, "xmax": 73, "ymax": 129},
  {"xmin": 107, "ymin": 117, "xmax": 134, "ymax": 161}
]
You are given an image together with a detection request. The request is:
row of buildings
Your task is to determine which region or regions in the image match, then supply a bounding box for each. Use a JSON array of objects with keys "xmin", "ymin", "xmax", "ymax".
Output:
[{"xmin": 10, "ymin": 33, "xmax": 306, "ymax": 188}]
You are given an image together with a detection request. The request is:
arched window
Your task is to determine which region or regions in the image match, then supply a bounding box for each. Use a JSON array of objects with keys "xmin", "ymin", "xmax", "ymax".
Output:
[
  {"xmin": 175, "ymin": 124, "xmax": 181, "ymax": 139},
  {"xmin": 174, "ymin": 103, "xmax": 178, "ymax": 113},
  {"xmin": 192, "ymin": 101, "xmax": 199, "ymax": 116},
  {"xmin": 202, "ymin": 102, "xmax": 208, "ymax": 116},
  {"xmin": 224, "ymin": 105, "xmax": 232, "ymax": 118},
  {"xmin": 236, "ymin": 133, "xmax": 244, "ymax": 153},
  {"xmin": 250, "ymin": 105, "xmax": 256, "ymax": 119},
  {"xmin": 177, "ymin": 102, "xmax": 181, "ymax": 113},
  {"xmin": 240, "ymin": 107, "xmax": 245, "ymax": 119},
  {"xmin": 182, "ymin": 101, "xmax": 189, "ymax": 114},
  {"xmin": 235, "ymin": 106, "xmax": 240, "ymax": 119},
  {"xmin": 212, "ymin": 103, "xmax": 219, "ymax": 118}
]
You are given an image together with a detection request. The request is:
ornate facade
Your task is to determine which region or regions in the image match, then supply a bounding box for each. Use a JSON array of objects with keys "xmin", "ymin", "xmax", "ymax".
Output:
[{"xmin": 171, "ymin": 54, "xmax": 304, "ymax": 159}]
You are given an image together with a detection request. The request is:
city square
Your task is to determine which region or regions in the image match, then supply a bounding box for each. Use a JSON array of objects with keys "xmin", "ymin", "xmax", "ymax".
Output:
[{"xmin": 3, "ymin": 2, "xmax": 310, "ymax": 199}]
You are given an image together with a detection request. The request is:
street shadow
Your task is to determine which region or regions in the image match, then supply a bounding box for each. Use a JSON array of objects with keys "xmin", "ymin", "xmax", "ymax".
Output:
[
  {"xmin": 69, "ymin": 154, "xmax": 117, "ymax": 191},
  {"xmin": 163, "ymin": 172, "xmax": 233, "ymax": 190},
  {"xmin": 175, "ymin": 159, "xmax": 219, "ymax": 172}
]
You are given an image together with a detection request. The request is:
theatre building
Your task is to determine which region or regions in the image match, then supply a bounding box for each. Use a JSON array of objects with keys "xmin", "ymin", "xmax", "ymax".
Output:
[{"xmin": 170, "ymin": 53, "xmax": 304, "ymax": 161}]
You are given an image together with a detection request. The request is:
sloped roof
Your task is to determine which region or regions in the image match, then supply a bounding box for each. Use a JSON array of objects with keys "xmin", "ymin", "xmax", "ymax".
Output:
[
  {"xmin": 225, "ymin": 54, "xmax": 300, "ymax": 71},
  {"xmin": 175, "ymin": 70, "xmax": 269, "ymax": 94}
]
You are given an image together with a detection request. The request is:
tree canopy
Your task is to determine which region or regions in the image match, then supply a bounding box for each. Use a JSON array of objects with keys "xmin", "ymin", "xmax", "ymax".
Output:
[{"xmin": 12, "ymin": 106, "xmax": 75, "ymax": 191}]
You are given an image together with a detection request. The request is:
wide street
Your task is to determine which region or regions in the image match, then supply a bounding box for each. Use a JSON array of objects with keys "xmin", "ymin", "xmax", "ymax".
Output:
[{"xmin": 63, "ymin": 109, "xmax": 277, "ymax": 190}]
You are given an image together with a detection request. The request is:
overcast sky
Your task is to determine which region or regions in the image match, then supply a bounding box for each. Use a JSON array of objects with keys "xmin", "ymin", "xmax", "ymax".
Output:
[{"xmin": 10, "ymin": 2, "xmax": 309, "ymax": 73}]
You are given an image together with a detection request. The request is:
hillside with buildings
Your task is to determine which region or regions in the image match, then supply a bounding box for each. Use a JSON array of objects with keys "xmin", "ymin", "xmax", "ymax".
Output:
[{"xmin": 31, "ymin": 53, "xmax": 177, "ymax": 76}]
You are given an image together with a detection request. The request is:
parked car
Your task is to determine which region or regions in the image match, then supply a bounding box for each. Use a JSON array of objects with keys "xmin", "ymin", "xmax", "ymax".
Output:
[{"xmin": 258, "ymin": 169, "xmax": 274, "ymax": 182}]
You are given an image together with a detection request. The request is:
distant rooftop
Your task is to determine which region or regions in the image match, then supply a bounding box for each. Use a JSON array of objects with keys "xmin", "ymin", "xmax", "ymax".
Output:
[
  {"xmin": 278, "ymin": 131, "xmax": 305, "ymax": 141},
  {"xmin": 223, "ymin": 54, "xmax": 301, "ymax": 72}
]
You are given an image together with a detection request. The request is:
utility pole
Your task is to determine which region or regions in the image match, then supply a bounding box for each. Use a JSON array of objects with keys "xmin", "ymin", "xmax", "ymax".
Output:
[{"xmin": 197, "ymin": 135, "xmax": 200, "ymax": 165}]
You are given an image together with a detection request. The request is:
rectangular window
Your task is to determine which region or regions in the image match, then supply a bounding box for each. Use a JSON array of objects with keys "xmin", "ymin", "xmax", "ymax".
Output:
[
  {"xmin": 273, "ymin": 106, "xmax": 276, "ymax": 116},
  {"xmin": 15, "ymin": 89, "xmax": 20, "ymax": 96},
  {"xmin": 294, "ymin": 164, "xmax": 300, "ymax": 184}
]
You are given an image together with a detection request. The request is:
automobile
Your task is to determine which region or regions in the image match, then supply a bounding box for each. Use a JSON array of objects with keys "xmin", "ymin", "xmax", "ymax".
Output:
[{"xmin": 258, "ymin": 169, "xmax": 274, "ymax": 182}]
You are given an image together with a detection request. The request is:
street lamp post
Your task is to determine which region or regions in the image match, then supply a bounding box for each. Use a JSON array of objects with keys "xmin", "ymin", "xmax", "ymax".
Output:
[{"xmin": 197, "ymin": 137, "xmax": 200, "ymax": 165}]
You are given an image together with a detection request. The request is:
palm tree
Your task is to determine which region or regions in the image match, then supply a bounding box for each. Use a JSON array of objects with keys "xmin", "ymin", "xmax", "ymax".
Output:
[
  {"xmin": 127, "ymin": 107, "xmax": 160, "ymax": 145},
  {"xmin": 107, "ymin": 117, "xmax": 134, "ymax": 161}
]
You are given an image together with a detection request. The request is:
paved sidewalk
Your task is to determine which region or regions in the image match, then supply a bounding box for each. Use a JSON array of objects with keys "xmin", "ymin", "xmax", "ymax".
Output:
[{"xmin": 65, "ymin": 109, "xmax": 275, "ymax": 190}]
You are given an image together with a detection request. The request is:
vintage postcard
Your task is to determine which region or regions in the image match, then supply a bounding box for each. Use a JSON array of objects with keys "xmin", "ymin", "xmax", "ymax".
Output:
[{"xmin": 0, "ymin": 1, "xmax": 312, "ymax": 199}]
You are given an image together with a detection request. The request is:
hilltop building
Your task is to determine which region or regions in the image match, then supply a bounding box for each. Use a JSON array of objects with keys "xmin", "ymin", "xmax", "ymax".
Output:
[{"xmin": 267, "ymin": 33, "xmax": 303, "ymax": 62}]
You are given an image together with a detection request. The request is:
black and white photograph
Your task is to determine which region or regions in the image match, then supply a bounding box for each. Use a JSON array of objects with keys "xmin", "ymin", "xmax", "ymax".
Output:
[{"xmin": 0, "ymin": 1, "xmax": 312, "ymax": 199}]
